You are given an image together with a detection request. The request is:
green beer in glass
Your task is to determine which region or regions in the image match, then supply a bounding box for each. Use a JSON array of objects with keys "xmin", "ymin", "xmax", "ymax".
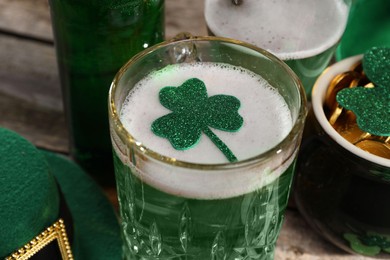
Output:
[
  {"xmin": 204, "ymin": 0, "xmax": 351, "ymax": 98},
  {"xmin": 48, "ymin": 0, "xmax": 164, "ymax": 182},
  {"xmin": 109, "ymin": 36, "xmax": 306, "ymax": 259}
]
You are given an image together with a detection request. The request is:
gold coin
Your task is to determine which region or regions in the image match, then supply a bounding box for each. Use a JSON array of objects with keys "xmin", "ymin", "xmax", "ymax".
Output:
[
  {"xmin": 333, "ymin": 111, "xmax": 366, "ymax": 144},
  {"xmin": 328, "ymin": 106, "xmax": 343, "ymax": 126},
  {"xmin": 355, "ymin": 139, "xmax": 390, "ymax": 159},
  {"xmin": 325, "ymin": 71, "xmax": 359, "ymax": 112},
  {"xmin": 349, "ymin": 78, "xmax": 360, "ymax": 88}
]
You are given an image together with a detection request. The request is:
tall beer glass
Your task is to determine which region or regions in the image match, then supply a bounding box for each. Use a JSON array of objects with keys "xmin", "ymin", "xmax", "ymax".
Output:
[
  {"xmin": 109, "ymin": 36, "xmax": 307, "ymax": 259},
  {"xmin": 48, "ymin": 0, "xmax": 164, "ymax": 183},
  {"xmin": 204, "ymin": 0, "xmax": 351, "ymax": 98}
]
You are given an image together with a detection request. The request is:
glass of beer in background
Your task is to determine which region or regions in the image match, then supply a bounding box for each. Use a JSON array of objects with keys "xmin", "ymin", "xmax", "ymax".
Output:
[
  {"xmin": 204, "ymin": 0, "xmax": 351, "ymax": 98},
  {"xmin": 48, "ymin": 0, "xmax": 164, "ymax": 184},
  {"xmin": 294, "ymin": 54, "xmax": 390, "ymax": 258},
  {"xmin": 109, "ymin": 36, "xmax": 306, "ymax": 259}
]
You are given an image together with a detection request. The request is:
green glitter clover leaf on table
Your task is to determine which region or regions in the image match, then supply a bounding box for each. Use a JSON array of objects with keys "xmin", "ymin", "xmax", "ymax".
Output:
[
  {"xmin": 344, "ymin": 231, "xmax": 390, "ymax": 256},
  {"xmin": 151, "ymin": 78, "xmax": 243, "ymax": 162},
  {"xmin": 336, "ymin": 47, "xmax": 390, "ymax": 136}
]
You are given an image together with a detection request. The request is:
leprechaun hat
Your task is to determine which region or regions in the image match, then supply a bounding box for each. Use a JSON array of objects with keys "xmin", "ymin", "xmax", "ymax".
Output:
[{"xmin": 0, "ymin": 127, "xmax": 122, "ymax": 259}]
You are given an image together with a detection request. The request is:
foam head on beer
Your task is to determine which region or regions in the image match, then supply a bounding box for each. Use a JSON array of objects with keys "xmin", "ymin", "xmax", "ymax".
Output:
[
  {"xmin": 120, "ymin": 62, "xmax": 292, "ymax": 164},
  {"xmin": 204, "ymin": 0, "xmax": 349, "ymax": 60},
  {"xmin": 116, "ymin": 62, "xmax": 296, "ymax": 199}
]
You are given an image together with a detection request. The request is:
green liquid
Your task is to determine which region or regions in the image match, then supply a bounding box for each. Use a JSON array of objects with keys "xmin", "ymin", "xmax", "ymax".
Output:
[
  {"xmin": 48, "ymin": 0, "xmax": 164, "ymax": 183},
  {"xmin": 285, "ymin": 45, "xmax": 337, "ymax": 99},
  {"xmin": 113, "ymin": 152, "xmax": 296, "ymax": 259}
]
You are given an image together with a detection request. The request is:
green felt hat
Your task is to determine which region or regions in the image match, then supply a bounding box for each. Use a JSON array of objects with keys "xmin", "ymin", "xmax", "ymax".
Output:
[{"xmin": 0, "ymin": 128, "xmax": 121, "ymax": 259}]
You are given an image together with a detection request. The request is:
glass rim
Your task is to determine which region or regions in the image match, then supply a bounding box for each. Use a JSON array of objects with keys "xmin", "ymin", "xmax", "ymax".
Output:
[
  {"xmin": 109, "ymin": 35, "xmax": 307, "ymax": 170},
  {"xmin": 312, "ymin": 54, "xmax": 390, "ymax": 168}
]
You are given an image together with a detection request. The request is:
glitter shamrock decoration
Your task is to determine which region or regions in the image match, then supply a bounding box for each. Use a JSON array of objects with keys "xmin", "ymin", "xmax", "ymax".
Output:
[
  {"xmin": 336, "ymin": 47, "xmax": 390, "ymax": 136},
  {"xmin": 151, "ymin": 78, "xmax": 243, "ymax": 162},
  {"xmin": 344, "ymin": 231, "xmax": 390, "ymax": 256}
]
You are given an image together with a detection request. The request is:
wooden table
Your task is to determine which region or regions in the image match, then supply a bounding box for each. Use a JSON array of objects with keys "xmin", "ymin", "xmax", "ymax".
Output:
[{"xmin": 0, "ymin": 0, "xmax": 371, "ymax": 259}]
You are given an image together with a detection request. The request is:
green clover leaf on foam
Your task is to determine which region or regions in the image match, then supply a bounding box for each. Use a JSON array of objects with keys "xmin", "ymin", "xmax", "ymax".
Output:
[
  {"xmin": 151, "ymin": 78, "xmax": 243, "ymax": 162},
  {"xmin": 344, "ymin": 231, "xmax": 390, "ymax": 256},
  {"xmin": 336, "ymin": 47, "xmax": 390, "ymax": 136}
]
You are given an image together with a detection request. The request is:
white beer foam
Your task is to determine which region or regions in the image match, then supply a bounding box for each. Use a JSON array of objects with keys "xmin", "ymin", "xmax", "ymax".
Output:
[
  {"xmin": 120, "ymin": 62, "xmax": 292, "ymax": 164},
  {"xmin": 114, "ymin": 62, "xmax": 296, "ymax": 199},
  {"xmin": 205, "ymin": 0, "xmax": 349, "ymax": 60}
]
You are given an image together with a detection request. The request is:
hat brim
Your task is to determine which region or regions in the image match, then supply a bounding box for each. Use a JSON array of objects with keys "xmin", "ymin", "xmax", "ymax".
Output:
[{"xmin": 42, "ymin": 151, "xmax": 122, "ymax": 259}]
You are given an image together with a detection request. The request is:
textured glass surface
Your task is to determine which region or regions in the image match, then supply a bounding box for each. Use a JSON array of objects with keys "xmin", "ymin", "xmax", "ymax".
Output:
[{"xmin": 114, "ymin": 152, "xmax": 295, "ymax": 259}]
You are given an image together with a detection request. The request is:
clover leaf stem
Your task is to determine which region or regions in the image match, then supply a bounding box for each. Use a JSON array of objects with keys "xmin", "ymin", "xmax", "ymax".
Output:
[{"xmin": 202, "ymin": 127, "xmax": 237, "ymax": 162}]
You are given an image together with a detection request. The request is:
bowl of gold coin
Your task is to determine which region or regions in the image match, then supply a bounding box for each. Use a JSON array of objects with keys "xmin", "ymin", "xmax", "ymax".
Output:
[{"xmin": 294, "ymin": 47, "xmax": 390, "ymax": 258}]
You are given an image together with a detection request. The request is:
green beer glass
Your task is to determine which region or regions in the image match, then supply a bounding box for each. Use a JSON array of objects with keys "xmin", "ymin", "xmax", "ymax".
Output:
[
  {"xmin": 204, "ymin": 0, "xmax": 351, "ymax": 98},
  {"xmin": 48, "ymin": 0, "xmax": 164, "ymax": 183},
  {"xmin": 109, "ymin": 36, "xmax": 307, "ymax": 259}
]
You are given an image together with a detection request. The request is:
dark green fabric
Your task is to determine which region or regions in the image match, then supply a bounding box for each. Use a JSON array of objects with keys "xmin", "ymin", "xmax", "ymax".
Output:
[
  {"xmin": 0, "ymin": 128, "xmax": 59, "ymax": 258},
  {"xmin": 42, "ymin": 151, "xmax": 122, "ymax": 260},
  {"xmin": 0, "ymin": 127, "xmax": 121, "ymax": 259},
  {"xmin": 336, "ymin": 0, "xmax": 390, "ymax": 60}
]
